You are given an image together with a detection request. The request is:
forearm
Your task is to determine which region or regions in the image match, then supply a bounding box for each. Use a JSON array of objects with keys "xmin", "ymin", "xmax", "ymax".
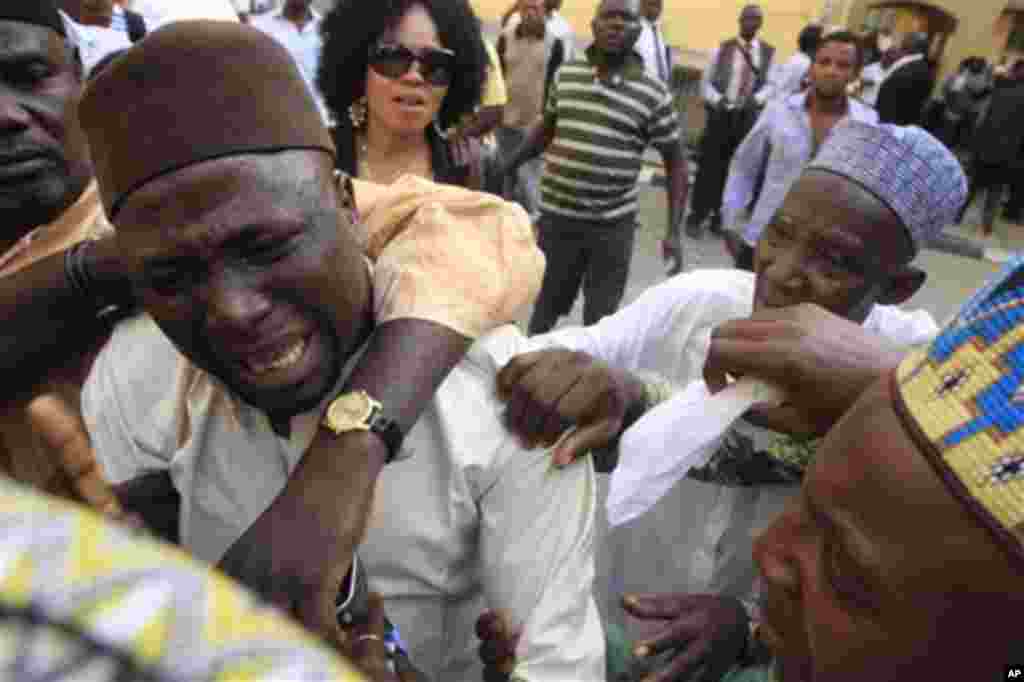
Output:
[
  {"xmin": 271, "ymin": 319, "xmax": 471, "ymax": 543},
  {"xmin": 663, "ymin": 151, "xmax": 689, "ymax": 238},
  {"xmin": 507, "ymin": 117, "xmax": 554, "ymax": 171},
  {"xmin": 0, "ymin": 241, "xmax": 130, "ymax": 401}
]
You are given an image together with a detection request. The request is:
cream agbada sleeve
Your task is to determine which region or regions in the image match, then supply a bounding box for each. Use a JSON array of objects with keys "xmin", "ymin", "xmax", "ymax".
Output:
[{"xmin": 351, "ymin": 175, "xmax": 544, "ymax": 339}]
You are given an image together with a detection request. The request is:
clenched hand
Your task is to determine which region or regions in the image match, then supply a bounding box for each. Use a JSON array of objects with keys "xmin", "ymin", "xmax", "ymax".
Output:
[{"xmin": 497, "ymin": 349, "xmax": 645, "ymax": 467}]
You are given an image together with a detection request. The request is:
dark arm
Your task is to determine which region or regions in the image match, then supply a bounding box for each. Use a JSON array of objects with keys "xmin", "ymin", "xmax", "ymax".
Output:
[
  {"xmin": 503, "ymin": 112, "xmax": 556, "ymax": 174},
  {"xmin": 543, "ymin": 39, "xmax": 565, "ymax": 107},
  {"xmin": 216, "ymin": 318, "xmax": 471, "ymax": 633},
  {"xmin": 657, "ymin": 141, "xmax": 689, "ymax": 241},
  {"xmin": 0, "ymin": 238, "xmax": 131, "ymax": 405}
]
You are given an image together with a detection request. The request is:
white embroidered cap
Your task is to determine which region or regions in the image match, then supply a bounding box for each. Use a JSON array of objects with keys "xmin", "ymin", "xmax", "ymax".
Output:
[{"xmin": 807, "ymin": 120, "xmax": 968, "ymax": 254}]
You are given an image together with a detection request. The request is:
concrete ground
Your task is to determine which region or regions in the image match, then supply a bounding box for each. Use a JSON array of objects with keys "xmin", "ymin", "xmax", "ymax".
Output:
[{"xmin": 518, "ymin": 180, "xmax": 1007, "ymax": 634}]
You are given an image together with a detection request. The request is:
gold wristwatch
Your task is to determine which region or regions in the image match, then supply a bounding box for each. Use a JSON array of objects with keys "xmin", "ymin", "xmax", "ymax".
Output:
[{"xmin": 321, "ymin": 390, "xmax": 407, "ymax": 463}]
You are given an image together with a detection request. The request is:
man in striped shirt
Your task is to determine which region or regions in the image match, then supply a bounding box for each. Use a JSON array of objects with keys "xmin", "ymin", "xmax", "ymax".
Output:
[{"xmin": 503, "ymin": 0, "xmax": 688, "ymax": 334}]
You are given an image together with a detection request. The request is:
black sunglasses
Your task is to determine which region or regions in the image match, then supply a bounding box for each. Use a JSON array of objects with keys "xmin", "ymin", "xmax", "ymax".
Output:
[{"xmin": 368, "ymin": 43, "xmax": 457, "ymax": 87}]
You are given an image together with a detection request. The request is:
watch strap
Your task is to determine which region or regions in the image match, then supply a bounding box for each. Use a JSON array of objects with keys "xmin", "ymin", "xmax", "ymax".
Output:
[{"xmin": 368, "ymin": 410, "xmax": 405, "ymax": 464}]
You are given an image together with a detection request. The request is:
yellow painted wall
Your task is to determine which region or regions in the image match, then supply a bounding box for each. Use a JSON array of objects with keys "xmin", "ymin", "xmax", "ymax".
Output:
[
  {"xmin": 845, "ymin": 0, "xmax": 1011, "ymax": 81},
  {"xmin": 471, "ymin": 0, "xmax": 823, "ymax": 62},
  {"xmin": 473, "ymin": 0, "xmax": 1015, "ymax": 78}
]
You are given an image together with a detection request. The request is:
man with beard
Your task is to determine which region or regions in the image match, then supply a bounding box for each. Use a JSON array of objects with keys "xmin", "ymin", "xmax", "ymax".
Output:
[
  {"xmin": 490, "ymin": 120, "xmax": 964, "ymax": 681},
  {"xmin": 485, "ymin": 262, "xmax": 1024, "ymax": 682},
  {"xmin": 503, "ymin": 0, "xmax": 688, "ymax": 333},
  {"xmin": 722, "ymin": 31, "xmax": 875, "ymax": 270},
  {"xmin": 692, "ymin": 260, "xmax": 1024, "ymax": 682},
  {"xmin": 0, "ymin": 1, "xmax": 127, "ymax": 513},
  {"xmin": 79, "ymin": 22, "xmax": 603, "ymax": 682}
]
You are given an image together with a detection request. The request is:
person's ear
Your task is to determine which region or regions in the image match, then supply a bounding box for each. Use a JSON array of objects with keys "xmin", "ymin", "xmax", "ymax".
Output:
[{"xmin": 878, "ymin": 264, "xmax": 926, "ymax": 305}]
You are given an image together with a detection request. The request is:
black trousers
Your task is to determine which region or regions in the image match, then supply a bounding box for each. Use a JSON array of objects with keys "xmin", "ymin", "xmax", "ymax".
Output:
[
  {"xmin": 690, "ymin": 104, "xmax": 760, "ymax": 224},
  {"xmin": 960, "ymin": 161, "xmax": 1015, "ymax": 229},
  {"xmin": 1004, "ymin": 162, "xmax": 1024, "ymax": 220},
  {"xmin": 528, "ymin": 213, "xmax": 637, "ymax": 334}
]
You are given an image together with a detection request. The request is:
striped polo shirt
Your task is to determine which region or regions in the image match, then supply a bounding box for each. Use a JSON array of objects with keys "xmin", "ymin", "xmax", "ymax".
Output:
[{"xmin": 540, "ymin": 50, "xmax": 680, "ymax": 223}]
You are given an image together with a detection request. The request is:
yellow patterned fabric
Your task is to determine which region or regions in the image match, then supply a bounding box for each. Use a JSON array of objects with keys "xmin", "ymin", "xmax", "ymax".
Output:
[
  {"xmin": 895, "ymin": 256, "xmax": 1024, "ymax": 564},
  {"xmin": 0, "ymin": 476, "xmax": 366, "ymax": 681}
]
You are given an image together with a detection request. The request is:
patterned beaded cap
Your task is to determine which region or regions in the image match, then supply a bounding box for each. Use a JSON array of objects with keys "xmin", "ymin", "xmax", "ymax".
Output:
[
  {"xmin": 807, "ymin": 120, "xmax": 967, "ymax": 255},
  {"xmin": 895, "ymin": 254, "xmax": 1024, "ymax": 566}
]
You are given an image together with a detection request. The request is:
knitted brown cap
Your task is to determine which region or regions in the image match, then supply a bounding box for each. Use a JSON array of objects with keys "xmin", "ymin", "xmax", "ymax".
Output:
[{"xmin": 79, "ymin": 21, "xmax": 335, "ymax": 217}]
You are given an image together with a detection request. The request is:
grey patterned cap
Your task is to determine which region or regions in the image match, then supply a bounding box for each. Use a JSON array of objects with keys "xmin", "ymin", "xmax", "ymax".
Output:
[{"xmin": 807, "ymin": 120, "xmax": 967, "ymax": 255}]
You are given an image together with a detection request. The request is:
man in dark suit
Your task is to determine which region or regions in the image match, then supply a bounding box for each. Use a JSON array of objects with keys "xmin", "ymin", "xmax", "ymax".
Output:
[
  {"xmin": 875, "ymin": 31, "xmax": 933, "ymax": 125},
  {"xmin": 958, "ymin": 61, "xmax": 1024, "ymax": 233},
  {"xmin": 687, "ymin": 4, "xmax": 775, "ymax": 238}
]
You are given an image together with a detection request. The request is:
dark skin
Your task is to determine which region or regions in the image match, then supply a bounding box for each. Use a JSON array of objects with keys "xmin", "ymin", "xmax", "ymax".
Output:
[
  {"xmin": 502, "ymin": 0, "xmax": 688, "ymax": 277},
  {"xmin": 502, "ymin": 169, "xmax": 926, "ymax": 458},
  {"xmin": 804, "ymin": 41, "xmax": 860, "ymax": 149},
  {"xmin": 704, "ymin": 304, "xmax": 906, "ymax": 437},
  {"xmin": 0, "ymin": 22, "xmax": 125, "ymax": 513},
  {"xmin": 641, "ymin": 0, "xmax": 663, "ymax": 22},
  {"xmin": 754, "ymin": 378, "xmax": 1024, "ymax": 682},
  {"xmin": 113, "ymin": 149, "xmax": 472, "ymax": 639},
  {"xmin": 282, "ymin": 0, "xmax": 315, "ymax": 30},
  {"xmin": 738, "ymin": 5, "xmax": 763, "ymax": 42},
  {"xmin": 496, "ymin": 171, "xmax": 927, "ymax": 681},
  {"xmin": 0, "ymin": 21, "xmax": 90, "ymax": 250},
  {"xmin": 488, "ymin": 306, "xmax": 1024, "ymax": 682},
  {"xmin": 3, "ymin": 33, "xmax": 472, "ymax": 644}
]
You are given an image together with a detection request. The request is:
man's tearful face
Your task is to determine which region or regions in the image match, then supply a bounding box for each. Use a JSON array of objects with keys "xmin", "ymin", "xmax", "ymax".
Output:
[{"xmin": 116, "ymin": 151, "xmax": 371, "ymax": 419}]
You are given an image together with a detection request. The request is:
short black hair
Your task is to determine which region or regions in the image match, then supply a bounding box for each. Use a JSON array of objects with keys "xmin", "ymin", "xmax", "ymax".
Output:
[
  {"xmin": 318, "ymin": 0, "xmax": 488, "ymax": 131},
  {"xmin": 902, "ymin": 31, "xmax": 929, "ymax": 56},
  {"xmin": 797, "ymin": 24, "xmax": 823, "ymax": 54},
  {"xmin": 816, "ymin": 29, "xmax": 864, "ymax": 68}
]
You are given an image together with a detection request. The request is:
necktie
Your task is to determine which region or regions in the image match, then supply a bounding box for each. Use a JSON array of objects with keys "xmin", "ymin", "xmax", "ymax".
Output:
[{"xmin": 737, "ymin": 42, "xmax": 754, "ymax": 103}]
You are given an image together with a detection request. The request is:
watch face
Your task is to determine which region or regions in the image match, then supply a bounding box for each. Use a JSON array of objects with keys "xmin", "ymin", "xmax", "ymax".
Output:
[{"xmin": 328, "ymin": 392, "xmax": 372, "ymax": 428}]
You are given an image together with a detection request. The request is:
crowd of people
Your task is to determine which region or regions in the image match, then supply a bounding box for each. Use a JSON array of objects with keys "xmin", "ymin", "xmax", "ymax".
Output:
[{"xmin": 1, "ymin": 1, "xmax": 1024, "ymax": 681}]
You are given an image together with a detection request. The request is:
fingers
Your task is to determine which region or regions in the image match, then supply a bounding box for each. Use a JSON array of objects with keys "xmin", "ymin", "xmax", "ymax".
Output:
[
  {"xmin": 501, "ymin": 351, "xmax": 586, "ymax": 449},
  {"xmin": 476, "ymin": 609, "xmax": 520, "ymax": 680},
  {"xmin": 501, "ymin": 360, "xmax": 578, "ymax": 448},
  {"xmin": 26, "ymin": 393, "xmax": 123, "ymax": 518},
  {"xmin": 553, "ymin": 420, "xmax": 617, "ymax": 468},
  {"xmin": 476, "ymin": 610, "xmax": 502, "ymax": 641},
  {"xmin": 497, "ymin": 352, "xmax": 544, "ymax": 398},
  {"xmin": 346, "ymin": 593, "xmax": 394, "ymax": 680},
  {"xmin": 621, "ymin": 593, "xmax": 684, "ymax": 621},
  {"xmin": 549, "ymin": 366, "xmax": 627, "ymax": 464}
]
